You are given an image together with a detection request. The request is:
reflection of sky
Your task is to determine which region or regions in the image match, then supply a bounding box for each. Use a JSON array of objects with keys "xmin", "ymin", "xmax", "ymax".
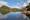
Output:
[
  {"xmin": 1, "ymin": 0, "xmax": 27, "ymax": 6},
  {"xmin": 5, "ymin": 12, "xmax": 23, "ymax": 16}
]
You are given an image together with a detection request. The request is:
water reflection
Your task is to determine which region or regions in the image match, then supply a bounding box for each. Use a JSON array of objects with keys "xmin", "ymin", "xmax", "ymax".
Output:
[
  {"xmin": 6, "ymin": 12, "xmax": 22, "ymax": 15},
  {"xmin": 0, "ymin": 12, "xmax": 22, "ymax": 19}
]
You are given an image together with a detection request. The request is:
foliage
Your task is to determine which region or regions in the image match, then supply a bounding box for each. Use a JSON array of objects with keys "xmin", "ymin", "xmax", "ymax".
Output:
[
  {"xmin": 16, "ymin": 8, "xmax": 23, "ymax": 12},
  {"xmin": 0, "ymin": 5, "xmax": 10, "ymax": 15},
  {"xmin": 26, "ymin": 3, "xmax": 30, "ymax": 8},
  {"xmin": 11, "ymin": 8, "xmax": 16, "ymax": 12}
]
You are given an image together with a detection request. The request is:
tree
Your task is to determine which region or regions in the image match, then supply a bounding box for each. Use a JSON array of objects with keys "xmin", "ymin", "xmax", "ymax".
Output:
[
  {"xmin": 0, "ymin": 5, "xmax": 10, "ymax": 15},
  {"xmin": 26, "ymin": 3, "xmax": 30, "ymax": 8},
  {"xmin": 16, "ymin": 8, "xmax": 23, "ymax": 12},
  {"xmin": 11, "ymin": 8, "xmax": 16, "ymax": 12}
]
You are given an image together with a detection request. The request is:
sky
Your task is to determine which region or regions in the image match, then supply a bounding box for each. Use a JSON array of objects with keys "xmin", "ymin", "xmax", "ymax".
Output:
[{"xmin": 0, "ymin": 0, "xmax": 30, "ymax": 9}]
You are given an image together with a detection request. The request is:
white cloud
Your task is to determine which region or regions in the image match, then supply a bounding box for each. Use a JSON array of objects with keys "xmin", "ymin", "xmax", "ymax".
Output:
[
  {"xmin": 0, "ymin": 1, "xmax": 8, "ymax": 7},
  {"xmin": 22, "ymin": 3, "xmax": 28, "ymax": 8},
  {"xmin": 20, "ymin": 0, "xmax": 30, "ymax": 9},
  {"xmin": 27, "ymin": 0, "xmax": 30, "ymax": 3},
  {"xmin": 22, "ymin": 0, "xmax": 30, "ymax": 8},
  {"xmin": 8, "ymin": 3, "xmax": 20, "ymax": 9},
  {"xmin": 15, "ymin": 2, "xmax": 28, "ymax": 9},
  {"xmin": 9, "ymin": 3, "xmax": 27, "ymax": 9},
  {"xmin": 0, "ymin": 1, "xmax": 20, "ymax": 8},
  {"xmin": 15, "ymin": 3, "xmax": 26, "ymax": 9},
  {"xmin": 9, "ymin": 0, "xmax": 30, "ymax": 9},
  {"xmin": 23, "ymin": 3, "xmax": 27, "ymax": 6},
  {"xmin": 0, "ymin": 0, "xmax": 30, "ymax": 9},
  {"xmin": 0, "ymin": 0, "xmax": 27, "ymax": 9},
  {"xmin": 0, "ymin": 1, "xmax": 20, "ymax": 9}
]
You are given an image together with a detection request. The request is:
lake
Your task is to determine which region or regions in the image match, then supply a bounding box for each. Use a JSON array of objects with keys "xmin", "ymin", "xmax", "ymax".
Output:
[{"xmin": 0, "ymin": 12, "xmax": 23, "ymax": 19}]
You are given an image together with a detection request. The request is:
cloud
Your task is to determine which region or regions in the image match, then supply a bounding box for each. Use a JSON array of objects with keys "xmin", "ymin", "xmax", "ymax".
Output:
[
  {"xmin": 22, "ymin": 3, "xmax": 28, "ymax": 8},
  {"xmin": 22, "ymin": 0, "xmax": 30, "ymax": 8},
  {"xmin": 0, "ymin": 1, "xmax": 8, "ymax": 7},
  {"xmin": 17, "ymin": 0, "xmax": 30, "ymax": 9},
  {"xmin": 0, "ymin": 1, "xmax": 20, "ymax": 9},
  {"xmin": 15, "ymin": 3, "xmax": 26, "ymax": 9},
  {"xmin": 27, "ymin": 0, "xmax": 30, "ymax": 3},
  {"xmin": 9, "ymin": 0, "xmax": 30, "ymax": 9},
  {"xmin": 0, "ymin": 0, "xmax": 30, "ymax": 9},
  {"xmin": 7, "ymin": 2, "xmax": 20, "ymax": 9}
]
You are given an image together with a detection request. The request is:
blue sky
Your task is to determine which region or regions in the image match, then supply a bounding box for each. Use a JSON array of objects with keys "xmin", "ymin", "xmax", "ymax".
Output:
[
  {"xmin": 4, "ymin": 0, "xmax": 27, "ymax": 8},
  {"xmin": 4, "ymin": 0, "xmax": 27, "ymax": 6},
  {"xmin": 0, "ymin": 0, "xmax": 30, "ymax": 8}
]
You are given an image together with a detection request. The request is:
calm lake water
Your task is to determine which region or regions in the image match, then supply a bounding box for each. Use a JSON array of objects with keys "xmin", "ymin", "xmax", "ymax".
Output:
[
  {"xmin": 6, "ymin": 12, "xmax": 22, "ymax": 15},
  {"xmin": 0, "ymin": 12, "xmax": 22, "ymax": 19},
  {"xmin": 0, "ymin": 12, "xmax": 22, "ymax": 16}
]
